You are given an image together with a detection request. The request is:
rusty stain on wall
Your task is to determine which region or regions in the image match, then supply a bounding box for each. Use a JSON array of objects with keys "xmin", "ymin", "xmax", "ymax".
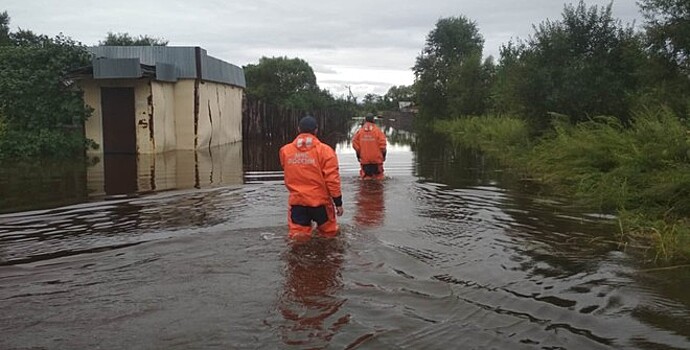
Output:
[
  {"xmin": 81, "ymin": 78, "xmax": 242, "ymax": 154},
  {"xmin": 193, "ymin": 46, "xmax": 203, "ymax": 151},
  {"xmin": 147, "ymin": 85, "xmax": 154, "ymax": 142},
  {"xmin": 207, "ymin": 100, "xmax": 213, "ymax": 149}
]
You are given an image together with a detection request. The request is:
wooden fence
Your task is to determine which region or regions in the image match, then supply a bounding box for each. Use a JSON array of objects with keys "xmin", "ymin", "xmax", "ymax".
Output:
[{"xmin": 242, "ymin": 96, "xmax": 352, "ymax": 141}]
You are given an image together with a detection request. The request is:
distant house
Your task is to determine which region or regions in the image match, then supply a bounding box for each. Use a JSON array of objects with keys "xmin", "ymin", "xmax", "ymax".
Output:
[
  {"xmin": 398, "ymin": 101, "xmax": 412, "ymax": 109},
  {"xmin": 398, "ymin": 101, "xmax": 418, "ymax": 114},
  {"xmin": 72, "ymin": 46, "xmax": 246, "ymax": 154}
]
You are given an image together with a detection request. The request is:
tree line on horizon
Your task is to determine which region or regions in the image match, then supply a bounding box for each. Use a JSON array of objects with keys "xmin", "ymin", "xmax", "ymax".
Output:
[
  {"xmin": 410, "ymin": 0, "xmax": 690, "ymax": 263},
  {"xmin": 403, "ymin": 0, "xmax": 689, "ymax": 131},
  {"xmin": 1, "ymin": 0, "xmax": 688, "ymax": 158},
  {"xmin": 0, "ymin": 9, "xmax": 360, "ymax": 159}
]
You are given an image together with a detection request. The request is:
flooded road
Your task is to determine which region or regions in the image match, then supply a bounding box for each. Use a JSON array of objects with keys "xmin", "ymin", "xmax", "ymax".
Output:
[{"xmin": 2, "ymin": 124, "xmax": 690, "ymax": 349}]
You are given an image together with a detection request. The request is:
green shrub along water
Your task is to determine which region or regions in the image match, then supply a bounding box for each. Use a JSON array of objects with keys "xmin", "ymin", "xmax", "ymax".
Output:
[
  {"xmin": 0, "ymin": 27, "xmax": 94, "ymax": 159},
  {"xmin": 0, "ymin": 113, "xmax": 5, "ymax": 139},
  {"xmin": 433, "ymin": 108, "xmax": 690, "ymax": 264}
]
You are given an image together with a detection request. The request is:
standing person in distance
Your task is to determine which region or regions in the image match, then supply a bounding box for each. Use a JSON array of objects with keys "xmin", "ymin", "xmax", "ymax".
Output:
[
  {"xmin": 352, "ymin": 112, "xmax": 387, "ymax": 180},
  {"xmin": 279, "ymin": 116, "xmax": 344, "ymax": 240}
]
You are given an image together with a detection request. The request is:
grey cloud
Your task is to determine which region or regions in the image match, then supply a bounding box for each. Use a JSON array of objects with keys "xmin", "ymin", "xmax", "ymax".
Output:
[
  {"xmin": 2, "ymin": 0, "xmax": 644, "ymax": 98},
  {"xmin": 319, "ymin": 80, "xmax": 393, "ymax": 88},
  {"xmin": 312, "ymin": 65, "xmax": 338, "ymax": 74},
  {"xmin": 320, "ymin": 79, "xmax": 400, "ymax": 98}
]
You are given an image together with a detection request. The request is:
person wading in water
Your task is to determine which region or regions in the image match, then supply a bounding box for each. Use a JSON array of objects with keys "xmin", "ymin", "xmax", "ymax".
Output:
[
  {"xmin": 352, "ymin": 112, "xmax": 387, "ymax": 180},
  {"xmin": 279, "ymin": 116, "xmax": 344, "ymax": 240}
]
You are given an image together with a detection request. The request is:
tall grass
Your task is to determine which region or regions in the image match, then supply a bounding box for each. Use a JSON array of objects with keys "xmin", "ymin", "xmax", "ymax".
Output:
[
  {"xmin": 0, "ymin": 113, "xmax": 5, "ymax": 151},
  {"xmin": 434, "ymin": 108, "xmax": 690, "ymax": 263},
  {"xmin": 0, "ymin": 113, "xmax": 5, "ymax": 136},
  {"xmin": 434, "ymin": 115, "xmax": 530, "ymax": 159}
]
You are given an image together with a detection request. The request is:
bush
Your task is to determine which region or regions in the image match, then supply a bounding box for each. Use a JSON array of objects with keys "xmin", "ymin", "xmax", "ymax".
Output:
[
  {"xmin": 530, "ymin": 108, "xmax": 690, "ymax": 213},
  {"xmin": 433, "ymin": 109, "xmax": 690, "ymax": 262},
  {"xmin": 492, "ymin": 1, "xmax": 643, "ymax": 129},
  {"xmin": 0, "ymin": 112, "xmax": 5, "ymax": 137},
  {"xmin": 434, "ymin": 115, "xmax": 530, "ymax": 157},
  {"xmin": 0, "ymin": 30, "xmax": 92, "ymax": 158}
]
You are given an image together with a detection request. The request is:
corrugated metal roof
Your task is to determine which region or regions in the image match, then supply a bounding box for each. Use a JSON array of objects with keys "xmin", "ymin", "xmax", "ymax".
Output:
[
  {"xmin": 89, "ymin": 46, "xmax": 198, "ymax": 78},
  {"xmin": 93, "ymin": 58, "xmax": 142, "ymax": 79},
  {"xmin": 86, "ymin": 46, "xmax": 245, "ymax": 88},
  {"xmin": 155, "ymin": 62, "xmax": 178, "ymax": 82},
  {"xmin": 202, "ymin": 55, "xmax": 246, "ymax": 87}
]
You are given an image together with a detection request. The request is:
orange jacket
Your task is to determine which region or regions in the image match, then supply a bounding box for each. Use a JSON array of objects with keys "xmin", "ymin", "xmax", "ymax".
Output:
[
  {"xmin": 352, "ymin": 121, "xmax": 387, "ymax": 164},
  {"xmin": 280, "ymin": 133, "xmax": 342, "ymax": 207}
]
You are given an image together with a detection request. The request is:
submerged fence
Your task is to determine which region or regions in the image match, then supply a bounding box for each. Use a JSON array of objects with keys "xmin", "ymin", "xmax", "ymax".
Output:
[
  {"xmin": 242, "ymin": 97, "xmax": 352, "ymax": 141},
  {"xmin": 241, "ymin": 96, "xmax": 355, "ymax": 172}
]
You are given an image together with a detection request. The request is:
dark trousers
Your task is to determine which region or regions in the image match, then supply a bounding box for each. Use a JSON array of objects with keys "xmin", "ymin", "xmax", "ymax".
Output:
[{"xmin": 360, "ymin": 163, "xmax": 384, "ymax": 179}]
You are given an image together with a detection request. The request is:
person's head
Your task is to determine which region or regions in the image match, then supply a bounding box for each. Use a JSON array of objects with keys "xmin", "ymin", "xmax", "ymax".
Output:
[
  {"xmin": 365, "ymin": 113, "xmax": 375, "ymax": 123},
  {"xmin": 298, "ymin": 115, "xmax": 318, "ymax": 134}
]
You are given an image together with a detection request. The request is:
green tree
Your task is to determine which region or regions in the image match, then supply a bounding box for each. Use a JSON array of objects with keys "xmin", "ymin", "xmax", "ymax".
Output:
[
  {"xmin": 243, "ymin": 56, "xmax": 321, "ymax": 109},
  {"xmin": 634, "ymin": 52, "xmax": 690, "ymax": 119},
  {"xmin": 493, "ymin": 1, "xmax": 642, "ymax": 128},
  {"xmin": 285, "ymin": 86, "xmax": 338, "ymax": 111},
  {"xmin": 0, "ymin": 13, "xmax": 93, "ymax": 158},
  {"xmin": 384, "ymin": 85, "xmax": 416, "ymax": 110},
  {"xmin": 492, "ymin": 41, "xmax": 528, "ymax": 116},
  {"xmin": 0, "ymin": 11, "xmax": 10, "ymax": 46},
  {"xmin": 99, "ymin": 32, "xmax": 168, "ymax": 46},
  {"xmin": 639, "ymin": 0, "xmax": 690, "ymax": 73},
  {"xmin": 636, "ymin": 0, "xmax": 690, "ymax": 117},
  {"xmin": 361, "ymin": 93, "xmax": 383, "ymax": 112},
  {"xmin": 447, "ymin": 53, "xmax": 495, "ymax": 116},
  {"xmin": 413, "ymin": 16, "xmax": 487, "ymax": 120}
]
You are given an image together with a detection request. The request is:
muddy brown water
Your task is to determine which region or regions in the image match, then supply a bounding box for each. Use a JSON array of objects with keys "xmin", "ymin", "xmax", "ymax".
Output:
[{"xmin": 1, "ymin": 125, "xmax": 690, "ymax": 349}]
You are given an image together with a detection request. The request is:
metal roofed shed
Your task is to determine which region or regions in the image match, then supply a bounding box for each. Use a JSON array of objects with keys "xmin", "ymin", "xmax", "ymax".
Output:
[{"xmin": 75, "ymin": 46, "xmax": 246, "ymax": 155}]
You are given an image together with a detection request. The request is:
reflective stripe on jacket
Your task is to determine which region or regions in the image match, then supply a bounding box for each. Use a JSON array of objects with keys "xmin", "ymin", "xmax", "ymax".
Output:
[
  {"xmin": 280, "ymin": 133, "xmax": 342, "ymax": 207},
  {"xmin": 352, "ymin": 122, "xmax": 387, "ymax": 164}
]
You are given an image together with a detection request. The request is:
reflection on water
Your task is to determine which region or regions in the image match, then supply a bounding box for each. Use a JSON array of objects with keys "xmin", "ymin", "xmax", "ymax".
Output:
[
  {"xmin": 0, "ymin": 185, "xmax": 244, "ymax": 266},
  {"xmin": 0, "ymin": 158, "xmax": 89, "ymax": 214},
  {"xmin": 102, "ymin": 154, "xmax": 137, "ymax": 194},
  {"xmin": 2, "ymin": 123, "xmax": 690, "ymax": 349},
  {"xmin": 278, "ymin": 238, "xmax": 347, "ymax": 347},
  {"xmin": 90, "ymin": 142, "xmax": 243, "ymax": 196},
  {"xmin": 0, "ymin": 142, "xmax": 243, "ymax": 213},
  {"xmin": 243, "ymin": 130, "xmax": 351, "ymax": 173},
  {"xmin": 354, "ymin": 180, "xmax": 385, "ymax": 228}
]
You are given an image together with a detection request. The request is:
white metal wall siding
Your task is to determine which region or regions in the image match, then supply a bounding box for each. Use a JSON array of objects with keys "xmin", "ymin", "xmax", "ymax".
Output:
[
  {"xmin": 151, "ymin": 81, "xmax": 177, "ymax": 153},
  {"xmin": 196, "ymin": 82, "xmax": 243, "ymax": 149}
]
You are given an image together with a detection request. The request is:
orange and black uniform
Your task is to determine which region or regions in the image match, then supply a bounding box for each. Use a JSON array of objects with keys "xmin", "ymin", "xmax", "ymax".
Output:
[
  {"xmin": 352, "ymin": 121, "xmax": 387, "ymax": 179},
  {"xmin": 280, "ymin": 133, "xmax": 343, "ymax": 239}
]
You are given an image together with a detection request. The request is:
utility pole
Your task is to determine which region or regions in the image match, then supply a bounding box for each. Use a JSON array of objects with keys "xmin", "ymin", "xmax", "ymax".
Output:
[{"xmin": 345, "ymin": 85, "xmax": 357, "ymax": 105}]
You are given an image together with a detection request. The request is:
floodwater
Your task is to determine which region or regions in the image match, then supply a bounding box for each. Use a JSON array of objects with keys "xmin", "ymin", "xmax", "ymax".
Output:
[{"xmin": 2, "ymin": 124, "xmax": 690, "ymax": 349}]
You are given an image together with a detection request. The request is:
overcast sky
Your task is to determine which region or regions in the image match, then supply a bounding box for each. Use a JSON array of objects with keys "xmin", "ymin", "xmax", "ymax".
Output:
[{"xmin": 3, "ymin": 0, "xmax": 643, "ymax": 98}]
